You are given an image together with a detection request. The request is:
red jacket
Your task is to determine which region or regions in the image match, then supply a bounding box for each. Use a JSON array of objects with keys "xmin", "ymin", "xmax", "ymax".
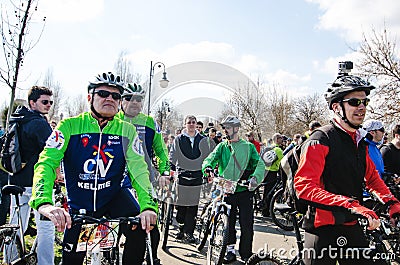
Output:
[
  {"xmin": 250, "ymin": 139, "xmax": 261, "ymax": 154},
  {"xmin": 294, "ymin": 121, "xmax": 397, "ymax": 230}
]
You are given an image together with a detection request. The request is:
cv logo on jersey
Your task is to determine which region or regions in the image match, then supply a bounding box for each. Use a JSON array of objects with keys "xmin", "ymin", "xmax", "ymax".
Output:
[{"xmin": 79, "ymin": 137, "xmax": 117, "ymax": 191}]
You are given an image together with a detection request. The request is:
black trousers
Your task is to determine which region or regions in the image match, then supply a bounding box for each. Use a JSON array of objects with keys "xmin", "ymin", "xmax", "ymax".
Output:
[
  {"xmin": 224, "ymin": 190, "xmax": 254, "ymax": 260},
  {"xmin": 262, "ymin": 170, "xmax": 279, "ymax": 213},
  {"xmin": 62, "ymin": 188, "xmax": 145, "ymax": 265},
  {"xmin": 303, "ymin": 224, "xmax": 387, "ymax": 265},
  {"xmin": 0, "ymin": 171, "xmax": 10, "ymax": 226}
]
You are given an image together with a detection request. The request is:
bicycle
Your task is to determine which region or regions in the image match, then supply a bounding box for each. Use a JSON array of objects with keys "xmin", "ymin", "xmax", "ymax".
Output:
[
  {"xmin": 71, "ymin": 211, "xmax": 154, "ymax": 265},
  {"xmin": 269, "ymin": 188, "xmax": 303, "ymax": 231},
  {"xmin": 246, "ymin": 203, "xmax": 396, "ymax": 265},
  {"xmin": 196, "ymin": 175, "xmax": 249, "ymax": 265},
  {"xmin": 158, "ymin": 175, "xmax": 177, "ymax": 251},
  {"xmin": 0, "ymin": 185, "xmax": 36, "ymax": 264}
]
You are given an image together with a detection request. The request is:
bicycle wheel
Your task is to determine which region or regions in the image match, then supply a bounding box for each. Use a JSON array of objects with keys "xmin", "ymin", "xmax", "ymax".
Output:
[
  {"xmin": 207, "ymin": 212, "xmax": 229, "ymax": 265},
  {"xmin": 246, "ymin": 252, "xmax": 284, "ymax": 265},
  {"xmin": 161, "ymin": 198, "xmax": 173, "ymax": 250},
  {"xmin": 270, "ymin": 188, "xmax": 295, "ymax": 231},
  {"xmin": 197, "ymin": 201, "xmax": 212, "ymax": 251},
  {"xmin": 1, "ymin": 230, "xmax": 24, "ymax": 264}
]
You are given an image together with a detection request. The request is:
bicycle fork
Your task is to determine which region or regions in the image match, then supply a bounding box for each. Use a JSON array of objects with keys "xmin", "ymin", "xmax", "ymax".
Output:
[
  {"xmin": 146, "ymin": 232, "xmax": 153, "ymax": 265},
  {"xmin": 209, "ymin": 203, "xmax": 231, "ymax": 245}
]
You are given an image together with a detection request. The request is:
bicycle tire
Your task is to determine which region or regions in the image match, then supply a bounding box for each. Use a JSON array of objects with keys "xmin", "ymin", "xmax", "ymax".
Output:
[
  {"xmin": 207, "ymin": 212, "xmax": 229, "ymax": 265},
  {"xmin": 197, "ymin": 201, "xmax": 212, "ymax": 251},
  {"xmin": 246, "ymin": 252, "xmax": 284, "ymax": 265},
  {"xmin": 270, "ymin": 188, "xmax": 295, "ymax": 231},
  {"xmin": 161, "ymin": 198, "xmax": 173, "ymax": 250}
]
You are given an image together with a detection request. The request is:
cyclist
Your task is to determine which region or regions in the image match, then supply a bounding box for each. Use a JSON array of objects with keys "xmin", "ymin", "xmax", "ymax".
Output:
[
  {"xmin": 294, "ymin": 63, "xmax": 400, "ymax": 265},
  {"xmin": 117, "ymin": 82, "xmax": 170, "ymax": 265},
  {"xmin": 261, "ymin": 133, "xmax": 283, "ymax": 217},
  {"xmin": 363, "ymin": 119, "xmax": 386, "ymax": 177},
  {"xmin": 202, "ymin": 115, "xmax": 265, "ymax": 263},
  {"xmin": 5, "ymin": 86, "xmax": 54, "ymax": 265},
  {"xmin": 380, "ymin": 124, "xmax": 400, "ymax": 176},
  {"xmin": 29, "ymin": 72, "xmax": 157, "ymax": 264}
]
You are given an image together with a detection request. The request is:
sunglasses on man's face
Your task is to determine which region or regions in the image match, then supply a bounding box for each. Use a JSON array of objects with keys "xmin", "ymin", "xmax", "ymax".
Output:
[
  {"xmin": 186, "ymin": 121, "xmax": 197, "ymax": 124},
  {"xmin": 94, "ymin": 90, "xmax": 122, "ymax": 100},
  {"xmin": 40, "ymin": 100, "xmax": 54, "ymax": 105},
  {"xmin": 222, "ymin": 126, "xmax": 232, "ymax": 130},
  {"xmin": 341, "ymin": 98, "xmax": 370, "ymax": 107},
  {"xmin": 377, "ymin": 127, "xmax": 385, "ymax": 133},
  {"xmin": 123, "ymin": 95, "xmax": 143, "ymax": 102}
]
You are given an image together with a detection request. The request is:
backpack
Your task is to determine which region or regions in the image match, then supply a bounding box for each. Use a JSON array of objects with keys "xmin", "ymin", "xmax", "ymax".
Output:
[
  {"xmin": 260, "ymin": 146, "xmax": 278, "ymax": 167},
  {"xmin": 0, "ymin": 116, "xmax": 26, "ymax": 174},
  {"xmin": 280, "ymin": 142, "xmax": 309, "ymax": 214},
  {"xmin": 280, "ymin": 127, "xmax": 330, "ymax": 214}
]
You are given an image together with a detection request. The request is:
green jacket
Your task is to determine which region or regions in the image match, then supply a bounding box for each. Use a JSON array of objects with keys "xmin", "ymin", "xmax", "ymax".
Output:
[
  {"xmin": 116, "ymin": 112, "xmax": 169, "ymax": 174},
  {"xmin": 202, "ymin": 139, "xmax": 265, "ymax": 192},
  {"xmin": 29, "ymin": 112, "xmax": 157, "ymax": 213}
]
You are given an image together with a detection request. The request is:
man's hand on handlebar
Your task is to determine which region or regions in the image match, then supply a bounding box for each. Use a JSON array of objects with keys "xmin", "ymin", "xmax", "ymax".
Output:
[
  {"xmin": 38, "ymin": 204, "xmax": 71, "ymax": 232},
  {"xmin": 138, "ymin": 210, "xmax": 157, "ymax": 233}
]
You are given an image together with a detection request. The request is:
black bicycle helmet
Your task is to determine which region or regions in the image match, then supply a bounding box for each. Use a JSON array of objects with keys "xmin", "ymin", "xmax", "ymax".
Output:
[
  {"xmin": 88, "ymin": 72, "xmax": 125, "ymax": 94},
  {"xmin": 324, "ymin": 74, "xmax": 375, "ymax": 110}
]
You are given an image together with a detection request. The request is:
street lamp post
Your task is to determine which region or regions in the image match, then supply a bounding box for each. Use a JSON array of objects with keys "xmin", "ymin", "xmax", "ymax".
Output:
[{"xmin": 147, "ymin": 61, "xmax": 169, "ymax": 115}]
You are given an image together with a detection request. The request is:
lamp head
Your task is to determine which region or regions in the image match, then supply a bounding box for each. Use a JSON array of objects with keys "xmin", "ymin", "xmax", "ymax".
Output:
[{"xmin": 159, "ymin": 71, "xmax": 169, "ymax": 88}]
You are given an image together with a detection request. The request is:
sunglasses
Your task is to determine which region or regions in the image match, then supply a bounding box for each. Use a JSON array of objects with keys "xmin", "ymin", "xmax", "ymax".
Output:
[
  {"xmin": 94, "ymin": 90, "xmax": 122, "ymax": 100},
  {"xmin": 377, "ymin": 127, "xmax": 385, "ymax": 133},
  {"xmin": 123, "ymin": 95, "xmax": 143, "ymax": 102},
  {"xmin": 341, "ymin": 98, "xmax": 370, "ymax": 107},
  {"xmin": 186, "ymin": 121, "xmax": 197, "ymax": 124},
  {"xmin": 41, "ymin": 100, "xmax": 54, "ymax": 105},
  {"xmin": 222, "ymin": 126, "xmax": 232, "ymax": 130}
]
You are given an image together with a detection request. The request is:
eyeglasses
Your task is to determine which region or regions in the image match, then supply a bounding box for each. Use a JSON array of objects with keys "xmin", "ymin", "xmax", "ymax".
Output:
[
  {"xmin": 94, "ymin": 90, "xmax": 122, "ymax": 100},
  {"xmin": 377, "ymin": 127, "xmax": 385, "ymax": 133},
  {"xmin": 40, "ymin": 100, "xmax": 54, "ymax": 105},
  {"xmin": 186, "ymin": 121, "xmax": 196, "ymax": 124},
  {"xmin": 341, "ymin": 98, "xmax": 370, "ymax": 107},
  {"xmin": 123, "ymin": 95, "xmax": 143, "ymax": 102},
  {"xmin": 222, "ymin": 126, "xmax": 232, "ymax": 130}
]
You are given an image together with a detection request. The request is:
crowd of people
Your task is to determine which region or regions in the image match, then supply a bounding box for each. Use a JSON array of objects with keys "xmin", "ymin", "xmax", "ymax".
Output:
[{"xmin": 0, "ymin": 65, "xmax": 399, "ymax": 265}]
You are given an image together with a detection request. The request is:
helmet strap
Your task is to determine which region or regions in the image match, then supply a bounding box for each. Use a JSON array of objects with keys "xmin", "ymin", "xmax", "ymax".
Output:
[{"xmin": 338, "ymin": 102, "xmax": 361, "ymax": 129}]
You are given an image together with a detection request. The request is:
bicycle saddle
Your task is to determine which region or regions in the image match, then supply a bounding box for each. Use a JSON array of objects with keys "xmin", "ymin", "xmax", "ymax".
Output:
[{"xmin": 2, "ymin": 184, "xmax": 25, "ymax": 196}]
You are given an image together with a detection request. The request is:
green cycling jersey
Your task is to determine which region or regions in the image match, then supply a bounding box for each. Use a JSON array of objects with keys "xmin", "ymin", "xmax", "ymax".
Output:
[{"xmin": 202, "ymin": 139, "xmax": 265, "ymax": 192}]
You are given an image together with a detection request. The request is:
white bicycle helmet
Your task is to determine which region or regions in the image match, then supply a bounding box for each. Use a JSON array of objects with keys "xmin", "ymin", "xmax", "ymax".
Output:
[
  {"xmin": 88, "ymin": 72, "xmax": 125, "ymax": 94},
  {"xmin": 221, "ymin": 115, "xmax": 241, "ymax": 127},
  {"xmin": 363, "ymin": 120, "xmax": 384, "ymax": 132},
  {"xmin": 123, "ymin": 83, "xmax": 146, "ymax": 97}
]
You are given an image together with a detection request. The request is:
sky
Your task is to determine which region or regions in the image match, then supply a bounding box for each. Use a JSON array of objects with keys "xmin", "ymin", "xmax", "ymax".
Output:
[{"xmin": 1, "ymin": 0, "xmax": 400, "ymax": 116}]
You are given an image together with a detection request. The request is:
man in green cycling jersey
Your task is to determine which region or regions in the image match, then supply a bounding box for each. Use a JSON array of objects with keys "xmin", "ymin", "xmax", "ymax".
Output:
[
  {"xmin": 29, "ymin": 72, "xmax": 157, "ymax": 264},
  {"xmin": 116, "ymin": 82, "xmax": 170, "ymax": 265},
  {"xmin": 202, "ymin": 115, "xmax": 265, "ymax": 263}
]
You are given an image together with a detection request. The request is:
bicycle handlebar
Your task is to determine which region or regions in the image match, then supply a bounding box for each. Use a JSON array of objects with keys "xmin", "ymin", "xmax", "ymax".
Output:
[{"xmin": 71, "ymin": 214, "xmax": 142, "ymax": 226}]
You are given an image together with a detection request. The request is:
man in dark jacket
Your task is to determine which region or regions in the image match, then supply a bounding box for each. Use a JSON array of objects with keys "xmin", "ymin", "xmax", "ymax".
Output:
[
  {"xmin": 169, "ymin": 115, "xmax": 211, "ymax": 243},
  {"xmin": 294, "ymin": 63, "xmax": 400, "ymax": 265},
  {"xmin": 6, "ymin": 86, "xmax": 54, "ymax": 265}
]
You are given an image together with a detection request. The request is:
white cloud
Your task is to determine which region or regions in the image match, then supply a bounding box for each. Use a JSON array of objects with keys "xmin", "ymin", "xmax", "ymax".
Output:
[
  {"xmin": 38, "ymin": 0, "xmax": 104, "ymax": 22},
  {"xmin": 128, "ymin": 41, "xmax": 315, "ymax": 98},
  {"xmin": 308, "ymin": 0, "xmax": 400, "ymax": 42}
]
